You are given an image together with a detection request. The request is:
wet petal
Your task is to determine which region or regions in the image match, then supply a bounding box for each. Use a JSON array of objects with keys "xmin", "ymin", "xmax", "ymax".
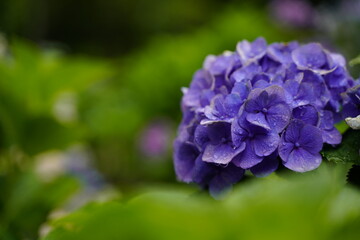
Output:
[
  {"xmin": 233, "ymin": 144, "xmax": 263, "ymax": 169},
  {"xmin": 343, "ymin": 102, "xmax": 360, "ymax": 119},
  {"xmin": 208, "ymin": 163, "xmax": 245, "ymax": 198},
  {"xmin": 246, "ymin": 112, "xmax": 271, "ymax": 130},
  {"xmin": 266, "ymin": 85, "xmax": 288, "ymax": 104},
  {"xmin": 278, "ymin": 140, "xmax": 294, "ymax": 163},
  {"xmin": 253, "ymin": 130, "xmax": 280, "ymax": 156},
  {"xmin": 283, "ymin": 120, "xmax": 303, "ymax": 143},
  {"xmin": 319, "ymin": 110, "xmax": 335, "ymax": 130},
  {"xmin": 204, "ymin": 95, "xmax": 225, "ymax": 120},
  {"xmin": 283, "ymin": 148, "xmax": 322, "ymax": 172},
  {"xmin": 207, "ymin": 122, "xmax": 232, "ymax": 145},
  {"xmin": 322, "ymin": 128, "xmax": 342, "ymax": 145},
  {"xmin": 183, "ymin": 70, "xmax": 213, "ymax": 107},
  {"xmin": 231, "ymin": 117, "xmax": 248, "ymax": 148},
  {"xmin": 292, "ymin": 43, "xmax": 330, "ymax": 72},
  {"xmin": 223, "ymin": 94, "xmax": 243, "ymax": 117},
  {"xmin": 236, "ymin": 37, "xmax": 267, "ymax": 63},
  {"xmin": 252, "ymin": 79, "xmax": 270, "ymax": 89},
  {"xmin": 267, "ymin": 41, "xmax": 299, "ymax": 64},
  {"xmin": 191, "ymin": 157, "xmax": 217, "ymax": 186},
  {"xmin": 292, "ymin": 104, "xmax": 319, "ymax": 126},
  {"xmin": 244, "ymin": 98, "xmax": 262, "ymax": 113},
  {"xmin": 250, "ymin": 152, "xmax": 279, "ymax": 177},
  {"xmin": 204, "ymin": 54, "xmax": 233, "ymax": 75},
  {"xmin": 174, "ymin": 141, "xmax": 200, "ymax": 182},
  {"xmin": 230, "ymin": 63, "xmax": 261, "ymax": 83},
  {"xmin": 267, "ymin": 103, "xmax": 291, "ymax": 132},
  {"xmin": 231, "ymin": 82, "xmax": 250, "ymax": 100},
  {"xmin": 203, "ymin": 142, "xmax": 245, "ymax": 164},
  {"xmin": 298, "ymin": 124, "xmax": 323, "ymax": 154},
  {"xmin": 194, "ymin": 125, "xmax": 209, "ymax": 147}
]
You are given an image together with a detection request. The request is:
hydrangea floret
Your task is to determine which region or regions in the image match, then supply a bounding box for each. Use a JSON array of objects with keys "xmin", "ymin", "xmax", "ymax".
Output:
[{"xmin": 174, "ymin": 38, "xmax": 356, "ymax": 196}]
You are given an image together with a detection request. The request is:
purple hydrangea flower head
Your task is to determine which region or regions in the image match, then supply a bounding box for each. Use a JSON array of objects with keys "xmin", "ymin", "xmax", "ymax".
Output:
[{"xmin": 174, "ymin": 38, "xmax": 355, "ymax": 195}]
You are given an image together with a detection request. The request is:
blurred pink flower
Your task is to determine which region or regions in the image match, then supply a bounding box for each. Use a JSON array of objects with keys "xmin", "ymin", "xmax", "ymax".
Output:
[
  {"xmin": 139, "ymin": 120, "xmax": 172, "ymax": 159},
  {"xmin": 269, "ymin": 0, "xmax": 315, "ymax": 28}
]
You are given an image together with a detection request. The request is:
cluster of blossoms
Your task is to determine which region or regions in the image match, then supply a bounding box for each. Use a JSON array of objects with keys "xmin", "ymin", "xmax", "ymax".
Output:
[{"xmin": 174, "ymin": 38, "xmax": 357, "ymax": 196}]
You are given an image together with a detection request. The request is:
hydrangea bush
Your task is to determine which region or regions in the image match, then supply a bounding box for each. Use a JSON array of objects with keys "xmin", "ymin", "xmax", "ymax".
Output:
[{"xmin": 174, "ymin": 38, "xmax": 357, "ymax": 196}]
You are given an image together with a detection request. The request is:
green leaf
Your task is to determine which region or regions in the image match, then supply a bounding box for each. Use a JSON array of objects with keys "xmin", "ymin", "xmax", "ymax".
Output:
[
  {"xmin": 42, "ymin": 165, "xmax": 360, "ymax": 240},
  {"xmin": 322, "ymin": 129, "xmax": 360, "ymax": 165},
  {"xmin": 21, "ymin": 116, "xmax": 82, "ymax": 155},
  {"xmin": 335, "ymin": 121, "xmax": 349, "ymax": 134},
  {"xmin": 0, "ymin": 170, "xmax": 79, "ymax": 240},
  {"xmin": 350, "ymin": 54, "xmax": 360, "ymax": 67}
]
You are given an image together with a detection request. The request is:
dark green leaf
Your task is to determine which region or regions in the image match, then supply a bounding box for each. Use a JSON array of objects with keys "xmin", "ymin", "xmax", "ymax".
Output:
[{"xmin": 322, "ymin": 129, "xmax": 360, "ymax": 165}]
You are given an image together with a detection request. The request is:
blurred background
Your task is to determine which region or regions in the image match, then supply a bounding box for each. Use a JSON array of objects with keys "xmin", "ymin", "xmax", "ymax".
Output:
[{"xmin": 0, "ymin": 0, "xmax": 360, "ymax": 239}]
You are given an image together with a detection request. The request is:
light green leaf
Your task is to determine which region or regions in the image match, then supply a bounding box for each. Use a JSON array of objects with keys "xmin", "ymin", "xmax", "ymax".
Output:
[
  {"xmin": 350, "ymin": 54, "xmax": 360, "ymax": 67},
  {"xmin": 42, "ymin": 165, "xmax": 360, "ymax": 240}
]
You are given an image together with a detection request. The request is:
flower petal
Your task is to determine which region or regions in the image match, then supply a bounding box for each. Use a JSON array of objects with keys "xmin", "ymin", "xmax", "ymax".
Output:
[
  {"xmin": 207, "ymin": 122, "xmax": 232, "ymax": 145},
  {"xmin": 283, "ymin": 148, "xmax": 322, "ymax": 172},
  {"xmin": 244, "ymin": 89, "xmax": 263, "ymax": 112},
  {"xmin": 194, "ymin": 125, "xmax": 209, "ymax": 147},
  {"xmin": 319, "ymin": 110, "xmax": 335, "ymax": 130},
  {"xmin": 230, "ymin": 63, "xmax": 261, "ymax": 83},
  {"xmin": 237, "ymin": 37, "xmax": 267, "ymax": 63},
  {"xmin": 208, "ymin": 163, "xmax": 245, "ymax": 198},
  {"xmin": 191, "ymin": 157, "xmax": 217, "ymax": 186},
  {"xmin": 266, "ymin": 85, "xmax": 288, "ymax": 105},
  {"xmin": 246, "ymin": 112, "xmax": 271, "ymax": 130},
  {"xmin": 283, "ymin": 120, "xmax": 302, "ymax": 143},
  {"xmin": 250, "ymin": 152, "xmax": 279, "ymax": 177},
  {"xmin": 253, "ymin": 130, "xmax": 280, "ymax": 157},
  {"xmin": 203, "ymin": 142, "xmax": 245, "ymax": 164},
  {"xmin": 267, "ymin": 103, "xmax": 291, "ymax": 132},
  {"xmin": 231, "ymin": 82, "xmax": 250, "ymax": 99},
  {"xmin": 298, "ymin": 124, "xmax": 323, "ymax": 154},
  {"xmin": 233, "ymin": 144, "xmax": 263, "ymax": 169},
  {"xmin": 267, "ymin": 41, "xmax": 299, "ymax": 64},
  {"xmin": 278, "ymin": 140, "xmax": 294, "ymax": 163},
  {"xmin": 292, "ymin": 104, "xmax": 319, "ymax": 126},
  {"xmin": 183, "ymin": 70, "xmax": 213, "ymax": 107},
  {"xmin": 231, "ymin": 117, "xmax": 248, "ymax": 148},
  {"xmin": 204, "ymin": 54, "xmax": 233, "ymax": 75},
  {"xmin": 223, "ymin": 94, "xmax": 243, "ymax": 117},
  {"xmin": 322, "ymin": 128, "xmax": 342, "ymax": 145},
  {"xmin": 291, "ymin": 43, "xmax": 332, "ymax": 73},
  {"xmin": 174, "ymin": 141, "xmax": 200, "ymax": 182}
]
